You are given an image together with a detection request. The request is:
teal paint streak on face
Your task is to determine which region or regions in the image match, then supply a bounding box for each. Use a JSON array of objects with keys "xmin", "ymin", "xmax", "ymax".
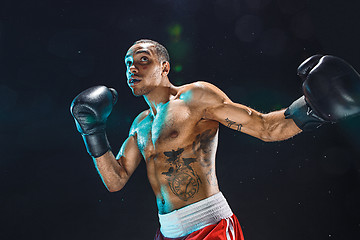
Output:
[{"xmin": 179, "ymin": 90, "xmax": 192, "ymax": 103}]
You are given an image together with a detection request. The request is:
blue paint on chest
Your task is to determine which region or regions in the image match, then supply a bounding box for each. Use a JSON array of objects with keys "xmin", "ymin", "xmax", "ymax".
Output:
[
  {"xmin": 151, "ymin": 103, "xmax": 169, "ymax": 144},
  {"xmin": 136, "ymin": 103, "xmax": 170, "ymax": 151}
]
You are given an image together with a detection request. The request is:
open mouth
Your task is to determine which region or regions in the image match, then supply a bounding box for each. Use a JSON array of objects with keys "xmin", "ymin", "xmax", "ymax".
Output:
[{"xmin": 129, "ymin": 78, "xmax": 141, "ymax": 86}]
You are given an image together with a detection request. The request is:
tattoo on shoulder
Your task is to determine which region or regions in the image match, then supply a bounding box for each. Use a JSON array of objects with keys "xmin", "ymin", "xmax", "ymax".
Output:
[{"xmin": 225, "ymin": 118, "xmax": 242, "ymax": 132}]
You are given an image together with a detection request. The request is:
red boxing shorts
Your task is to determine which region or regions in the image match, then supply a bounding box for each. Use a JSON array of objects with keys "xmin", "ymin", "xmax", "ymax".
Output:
[
  {"xmin": 155, "ymin": 214, "xmax": 244, "ymax": 240},
  {"xmin": 155, "ymin": 192, "xmax": 244, "ymax": 240}
]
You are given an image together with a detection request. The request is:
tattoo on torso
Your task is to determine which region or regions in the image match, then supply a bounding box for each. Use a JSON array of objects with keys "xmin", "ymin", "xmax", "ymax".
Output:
[
  {"xmin": 161, "ymin": 148, "xmax": 201, "ymax": 201},
  {"xmin": 161, "ymin": 128, "xmax": 217, "ymax": 201},
  {"xmin": 192, "ymin": 129, "xmax": 214, "ymax": 167}
]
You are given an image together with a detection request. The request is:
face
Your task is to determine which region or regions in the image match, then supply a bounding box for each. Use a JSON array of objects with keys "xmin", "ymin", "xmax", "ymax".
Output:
[{"xmin": 125, "ymin": 43, "xmax": 163, "ymax": 96}]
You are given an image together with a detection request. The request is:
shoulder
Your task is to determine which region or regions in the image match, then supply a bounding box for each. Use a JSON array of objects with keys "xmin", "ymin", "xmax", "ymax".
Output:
[
  {"xmin": 175, "ymin": 81, "xmax": 231, "ymax": 105},
  {"xmin": 129, "ymin": 109, "xmax": 150, "ymax": 135},
  {"xmin": 176, "ymin": 81, "xmax": 217, "ymax": 93}
]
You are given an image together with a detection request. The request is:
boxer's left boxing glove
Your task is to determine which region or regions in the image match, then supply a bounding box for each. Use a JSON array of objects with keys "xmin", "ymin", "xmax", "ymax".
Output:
[
  {"xmin": 285, "ymin": 55, "xmax": 360, "ymax": 131},
  {"xmin": 70, "ymin": 86, "xmax": 118, "ymax": 157}
]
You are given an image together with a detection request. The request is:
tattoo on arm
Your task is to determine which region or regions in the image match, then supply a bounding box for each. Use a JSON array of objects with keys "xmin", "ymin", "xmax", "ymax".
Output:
[{"xmin": 225, "ymin": 118, "xmax": 242, "ymax": 132}]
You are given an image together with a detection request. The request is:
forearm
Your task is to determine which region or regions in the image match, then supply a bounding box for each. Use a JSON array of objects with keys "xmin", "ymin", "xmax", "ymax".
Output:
[
  {"xmin": 261, "ymin": 109, "xmax": 302, "ymax": 142},
  {"xmin": 93, "ymin": 151, "xmax": 128, "ymax": 192}
]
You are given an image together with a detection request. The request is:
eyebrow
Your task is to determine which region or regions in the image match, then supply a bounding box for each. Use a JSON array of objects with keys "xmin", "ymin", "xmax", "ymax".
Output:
[{"xmin": 125, "ymin": 49, "xmax": 151, "ymax": 59}]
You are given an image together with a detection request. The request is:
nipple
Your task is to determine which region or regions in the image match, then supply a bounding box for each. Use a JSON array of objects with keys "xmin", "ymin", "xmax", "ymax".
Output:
[{"xmin": 170, "ymin": 131, "xmax": 179, "ymax": 138}]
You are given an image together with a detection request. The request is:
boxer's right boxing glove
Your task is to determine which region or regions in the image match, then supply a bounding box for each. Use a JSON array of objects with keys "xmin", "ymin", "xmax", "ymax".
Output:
[
  {"xmin": 285, "ymin": 55, "xmax": 360, "ymax": 131},
  {"xmin": 70, "ymin": 86, "xmax": 118, "ymax": 158}
]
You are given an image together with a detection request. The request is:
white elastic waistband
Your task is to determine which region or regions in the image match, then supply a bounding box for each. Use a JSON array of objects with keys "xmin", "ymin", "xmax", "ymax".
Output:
[{"xmin": 158, "ymin": 192, "xmax": 233, "ymax": 238}]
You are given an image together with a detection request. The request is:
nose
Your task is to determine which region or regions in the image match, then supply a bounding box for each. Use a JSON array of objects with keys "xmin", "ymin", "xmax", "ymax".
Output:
[
  {"xmin": 129, "ymin": 64, "xmax": 138, "ymax": 74},
  {"xmin": 126, "ymin": 64, "xmax": 138, "ymax": 79}
]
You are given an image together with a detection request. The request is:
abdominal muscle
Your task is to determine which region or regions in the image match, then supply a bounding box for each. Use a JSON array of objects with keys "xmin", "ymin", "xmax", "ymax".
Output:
[{"xmin": 145, "ymin": 143, "xmax": 220, "ymax": 214}]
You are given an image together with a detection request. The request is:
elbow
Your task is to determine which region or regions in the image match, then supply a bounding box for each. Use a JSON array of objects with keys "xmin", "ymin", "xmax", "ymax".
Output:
[
  {"xmin": 107, "ymin": 187, "xmax": 120, "ymax": 193},
  {"xmin": 103, "ymin": 179, "xmax": 125, "ymax": 193},
  {"xmin": 106, "ymin": 184, "xmax": 123, "ymax": 193}
]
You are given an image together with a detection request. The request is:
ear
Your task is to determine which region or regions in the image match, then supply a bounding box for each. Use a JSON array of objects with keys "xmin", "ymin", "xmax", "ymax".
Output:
[{"xmin": 161, "ymin": 61, "xmax": 170, "ymax": 76}]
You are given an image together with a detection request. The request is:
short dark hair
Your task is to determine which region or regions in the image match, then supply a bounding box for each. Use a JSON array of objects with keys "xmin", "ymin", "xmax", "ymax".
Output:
[{"xmin": 133, "ymin": 39, "xmax": 170, "ymax": 63}]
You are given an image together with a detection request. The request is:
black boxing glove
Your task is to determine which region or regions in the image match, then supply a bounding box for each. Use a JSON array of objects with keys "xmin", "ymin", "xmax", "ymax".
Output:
[
  {"xmin": 285, "ymin": 55, "xmax": 360, "ymax": 131},
  {"xmin": 70, "ymin": 86, "xmax": 118, "ymax": 157}
]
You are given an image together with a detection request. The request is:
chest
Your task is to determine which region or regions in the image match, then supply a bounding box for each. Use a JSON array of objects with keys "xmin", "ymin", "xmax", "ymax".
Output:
[{"xmin": 136, "ymin": 101, "xmax": 193, "ymax": 155}]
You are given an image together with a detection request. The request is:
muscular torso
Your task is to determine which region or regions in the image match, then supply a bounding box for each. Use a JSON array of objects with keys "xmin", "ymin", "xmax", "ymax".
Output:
[{"xmin": 132, "ymin": 87, "xmax": 220, "ymax": 214}]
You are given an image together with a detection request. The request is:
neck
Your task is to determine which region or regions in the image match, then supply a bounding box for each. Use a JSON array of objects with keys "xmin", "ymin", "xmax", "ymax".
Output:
[{"xmin": 143, "ymin": 78, "xmax": 176, "ymax": 116}]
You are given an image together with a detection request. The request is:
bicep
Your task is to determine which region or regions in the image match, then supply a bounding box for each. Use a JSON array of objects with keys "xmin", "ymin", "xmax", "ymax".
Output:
[
  {"xmin": 205, "ymin": 100, "xmax": 266, "ymax": 139},
  {"xmin": 193, "ymin": 81, "xmax": 268, "ymax": 139},
  {"xmin": 116, "ymin": 134, "xmax": 143, "ymax": 178}
]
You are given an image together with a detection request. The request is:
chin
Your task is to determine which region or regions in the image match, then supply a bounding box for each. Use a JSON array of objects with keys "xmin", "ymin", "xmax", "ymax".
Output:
[
  {"xmin": 132, "ymin": 92, "xmax": 143, "ymax": 97},
  {"xmin": 132, "ymin": 88, "xmax": 149, "ymax": 97}
]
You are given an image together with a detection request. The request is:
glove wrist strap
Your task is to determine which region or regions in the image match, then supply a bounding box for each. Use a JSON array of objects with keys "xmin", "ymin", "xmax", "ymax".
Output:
[
  {"xmin": 82, "ymin": 132, "xmax": 111, "ymax": 158},
  {"xmin": 285, "ymin": 96, "xmax": 326, "ymax": 131}
]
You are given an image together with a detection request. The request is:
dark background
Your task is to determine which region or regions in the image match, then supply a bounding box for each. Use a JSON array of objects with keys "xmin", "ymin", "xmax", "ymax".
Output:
[{"xmin": 1, "ymin": 0, "xmax": 360, "ymax": 239}]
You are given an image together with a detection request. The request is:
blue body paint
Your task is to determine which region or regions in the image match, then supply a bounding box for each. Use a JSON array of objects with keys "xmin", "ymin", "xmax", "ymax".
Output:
[{"xmin": 179, "ymin": 90, "xmax": 192, "ymax": 103}]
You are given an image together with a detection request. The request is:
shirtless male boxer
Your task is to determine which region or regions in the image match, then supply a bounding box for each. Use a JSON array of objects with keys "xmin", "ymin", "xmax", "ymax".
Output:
[{"xmin": 70, "ymin": 39, "xmax": 360, "ymax": 240}]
